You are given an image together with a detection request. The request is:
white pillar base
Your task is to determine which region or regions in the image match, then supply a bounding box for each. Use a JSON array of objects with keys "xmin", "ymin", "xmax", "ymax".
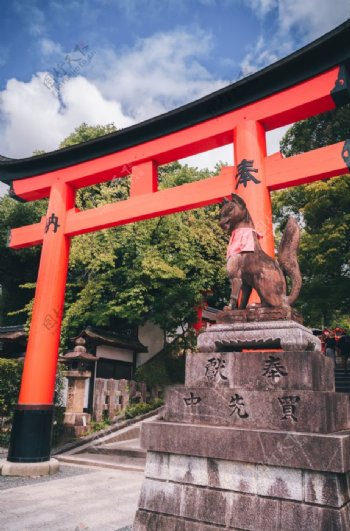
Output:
[{"xmin": 0, "ymin": 458, "xmax": 59, "ymax": 477}]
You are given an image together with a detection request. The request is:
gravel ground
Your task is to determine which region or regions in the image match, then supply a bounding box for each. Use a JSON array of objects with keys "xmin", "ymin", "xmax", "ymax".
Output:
[
  {"xmin": 0, "ymin": 462, "xmax": 93, "ymax": 490},
  {"xmin": 0, "ymin": 451, "xmax": 138, "ymax": 530},
  {"xmin": 0, "ymin": 463, "xmax": 142, "ymax": 530}
]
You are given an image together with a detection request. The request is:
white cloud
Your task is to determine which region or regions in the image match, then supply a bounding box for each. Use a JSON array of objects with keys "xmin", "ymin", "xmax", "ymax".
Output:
[
  {"xmin": 92, "ymin": 28, "xmax": 226, "ymax": 122},
  {"xmin": 240, "ymin": 0, "xmax": 350, "ymax": 76},
  {"xmin": 239, "ymin": 36, "xmax": 281, "ymax": 77},
  {"xmin": 0, "ymin": 182, "xmax": 9, "ymax": 198},
  {"xmin": 266, "ymin": 125, "xmax": 290, "ymax": 154},
  {"xmin": 0, "ymin": 46, "xmax": 9, "ymax": 68},
  {"xmin": 39, "ymin": 38, "xmax": 63, "ymax": 58},
  {"xmin": 0, "ymin": 74, "xmax": 133, "ymax": 158},
  {"xmin": 13, "ymin": 0, "xmax": 47, "ymax": 37},
  {"xmin": 244, "ymin": 0, "xmax": 277, "ymax": 17},
  {"xmin": 181, "ymin": 145, "xmax": 234, "ymax": 170},
  {"xmin": 181, "ymin": 124, "xmax": 289, "ymax": 170},
  {"xmin": 278, "ymin": 0, "xmax": 350, "ymax": 38},
  {"xmin": 0, "ymin": 27, "xmax": 228, "ymax": 159}
]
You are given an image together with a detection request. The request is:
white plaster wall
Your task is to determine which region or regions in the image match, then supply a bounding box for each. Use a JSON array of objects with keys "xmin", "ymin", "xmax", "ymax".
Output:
[
  {"xmin": 84, "ymin": 378, "xmax": 90, "ymax": 409},
  {"xmin": 61, "ymin": 377, "xmax": 68, "ymax": 406},
  {"xmin": 96, "ymin": 345, "xmax": 133, "ymax": 363},
  {"xmin": 137, "ymin": 321, "xmax": 164, "ymax": 367}
]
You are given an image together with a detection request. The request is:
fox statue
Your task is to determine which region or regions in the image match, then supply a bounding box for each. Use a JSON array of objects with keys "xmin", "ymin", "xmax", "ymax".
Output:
[{"xmin": 219, "ymin": 193, "xmax": 302, "ymax": 310}]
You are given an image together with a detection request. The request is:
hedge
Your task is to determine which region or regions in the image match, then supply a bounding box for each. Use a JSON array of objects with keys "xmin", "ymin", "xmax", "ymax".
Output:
[{"xmin": 0, "ymin": 358, "xmax": 65, "ymax": 448}]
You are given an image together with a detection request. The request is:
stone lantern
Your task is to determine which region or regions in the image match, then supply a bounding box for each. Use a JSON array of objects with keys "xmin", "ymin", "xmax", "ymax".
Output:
[{"xmin": 61, "ymin": 337, "xmax": 96, "ymax": 437}]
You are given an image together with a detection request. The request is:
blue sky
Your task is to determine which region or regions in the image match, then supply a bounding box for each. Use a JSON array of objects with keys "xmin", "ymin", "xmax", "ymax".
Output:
[{"xmin": 0, "ymin": 0, "xmax": 349, "ymax": 197}]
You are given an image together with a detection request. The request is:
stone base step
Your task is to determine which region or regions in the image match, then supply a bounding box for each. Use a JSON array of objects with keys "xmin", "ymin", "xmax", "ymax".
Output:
[
  {"xmin": 142, "ymin": 420, "xmax": 350, "ymax": 473},
  {"xmin": 57, "ymin": 452, "xmax": 145, "ymax": 471}
]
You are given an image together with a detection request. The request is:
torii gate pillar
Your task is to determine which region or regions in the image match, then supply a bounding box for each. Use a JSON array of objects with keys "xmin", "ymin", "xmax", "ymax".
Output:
[
  {"xmin": 234, "ymin": 120, "xmax": 274, "ymax": 256},
  {"xmin": 233, "ymin": 120, "xmax": 274, "ymax": 303},
  {"xmin": 7, "ymin": 181, "xmax": 74, "ymax": 464}
]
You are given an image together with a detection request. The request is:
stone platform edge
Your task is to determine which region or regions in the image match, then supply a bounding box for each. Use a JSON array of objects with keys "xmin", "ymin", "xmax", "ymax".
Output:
[{"xmin": 141, "ymin": 421, "xmax": 350, "ymax": 473}]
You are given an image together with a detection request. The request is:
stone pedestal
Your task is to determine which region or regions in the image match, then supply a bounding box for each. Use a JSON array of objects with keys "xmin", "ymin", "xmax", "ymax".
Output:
[
  {"xmin": 216, "ymin": 306, "xmax": 303, "ymax": 324},
  {"xmin": 133, "ymin": 322, "xmax": 350, "ymax": 530},
  {"xmin": 64, "ymin": 370, "xmax": 91, "ymax": 437},
  {"xmin": 197, "ymin": 321, "xmax": 321, "ymax": 352}
]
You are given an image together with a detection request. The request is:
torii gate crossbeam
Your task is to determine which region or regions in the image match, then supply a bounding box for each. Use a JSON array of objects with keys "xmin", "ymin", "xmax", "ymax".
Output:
[{"xmin": 1, "ymin": 20, "xmax": 350, "ymax": 465}]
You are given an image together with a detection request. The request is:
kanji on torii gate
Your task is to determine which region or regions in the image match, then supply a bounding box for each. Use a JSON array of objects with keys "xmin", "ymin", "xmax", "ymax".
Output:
[{"xmin": 1, "ymin": 21, "xmax": 350, "ymax": 466}]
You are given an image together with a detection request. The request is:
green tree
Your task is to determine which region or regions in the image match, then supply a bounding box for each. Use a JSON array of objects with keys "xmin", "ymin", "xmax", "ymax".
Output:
[
  {"xmin": 1, "ymin": 122, "xmax": 229, "ymax": 348},
  {"xmin": 59, "ymin": 122, "xmax": 117, "ymax": 148},
  {"xmin": 62, "ymin": 161, "xmax": 228, "ymax": 346},
  {"xmin": 274, "ymin": 104, "xmax": 350, "ymax": 328},
  {"xmin": 0, "ymin": 196, "xmax": 46, "ymax": 325},
  {"xmin": 280, "ymin": 105, "xmax": 350, "ymax": 157},
  {"xmin": 0, "ymin": 123, "xmax": 118, "ymax": 326}
]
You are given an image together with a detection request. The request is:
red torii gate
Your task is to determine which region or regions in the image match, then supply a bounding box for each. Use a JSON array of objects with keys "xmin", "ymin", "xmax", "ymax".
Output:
[{"xmin": 1, "ymin": 21, "xmax": 350, "ymax": 464}]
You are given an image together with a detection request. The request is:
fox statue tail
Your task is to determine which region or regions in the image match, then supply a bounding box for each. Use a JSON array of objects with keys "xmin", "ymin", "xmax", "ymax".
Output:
[{"xmin": 278, "ymin": 217, "xmax": 302, "ymax": 305}]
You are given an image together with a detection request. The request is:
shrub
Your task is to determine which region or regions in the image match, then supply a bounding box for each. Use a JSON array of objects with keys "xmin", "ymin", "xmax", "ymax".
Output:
[
  {"xmin": 88, "ymin": 418, "xmax": 111, "ymax": 433},
  {"xmin": 135, "ymin": 343, "xmax": 187, "ymax": 387},
  {"xmin": 0, "ymin": 359, "xmax": 23, "ymax": 419},
  {"xmin": 0, "ymin": 358, "xmax": 66, "ymax": 448},
  {"xmin": 0, "ymin": 359, "xmax": 23, "ymax": 447},
  {"xmin": 124, "ymin": 398, "xmax": 163, "ymax": 419},
  {"xmin": 135, "ymin": 355, "xmax": 171, "ymax": 387}
]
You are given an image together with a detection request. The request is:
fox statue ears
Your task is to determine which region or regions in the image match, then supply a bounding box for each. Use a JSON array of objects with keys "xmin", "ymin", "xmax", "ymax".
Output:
[{"xmin": 221, "ymin": 193, "xmax": 247, "ymax": 208}]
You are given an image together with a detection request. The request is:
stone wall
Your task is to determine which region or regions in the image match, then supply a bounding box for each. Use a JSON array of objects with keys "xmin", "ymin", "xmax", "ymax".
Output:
[{"xmin": 93, "ymin": 378, "xmax": 147, "ymax": 421}]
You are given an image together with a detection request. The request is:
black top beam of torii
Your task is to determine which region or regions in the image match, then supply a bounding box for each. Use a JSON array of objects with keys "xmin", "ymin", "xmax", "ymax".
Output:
[{"xmin": 0, "ymin": 19, "xmax": 349, "ymax": 184}]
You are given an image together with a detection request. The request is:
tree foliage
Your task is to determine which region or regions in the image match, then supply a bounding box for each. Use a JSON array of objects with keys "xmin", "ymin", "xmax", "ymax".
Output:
[
  {"xmin": 280, "ymin": 105, "xmax": 350, "ymax": 157},
  {"xmin": 3, "ymin": 111, "xmax": 350, "ymax": 334},
  {"xmin": 0, "ymin": 196, "xmax": 46, "ymax": 325},
  {"xmin": 62, "ymin": 161, "xmax": 228, "ymax": 345},
  {"xmin": 0, "ymin": 122, "xmax": 229, "ymax": 346},
  {"xmin": 0, "ymin": 357, "xmax": 65, "ymax": 447},
  {"xmin": 274, "ymin": 104, "xmax": 350, "ymax": 328},
  {"xmin": 0, "ymin": 359, "xmax": 23, "ymax": 419},
  {"xmin": 59, "ymin": 122, "xmax": 117, "ymax": 148}
]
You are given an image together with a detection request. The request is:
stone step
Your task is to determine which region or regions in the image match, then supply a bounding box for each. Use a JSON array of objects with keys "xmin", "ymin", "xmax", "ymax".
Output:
[
  {"xmin": 57, "ymin": 452, "xmax": 146, "ymax": 471},
  {"xmin": 102, "ymin": 424, "xmax": 141, "ymax": 444},
  {"xmin": 336, "ymin": 387, "xmax": 350, "ymax": 393},
  {"xmin": 334, "ymin": 369, "xmax": 350, "ymax": 393},
  {"xmin": 87, "ymin": 438, "xmax": 146, "ymax": 458}
]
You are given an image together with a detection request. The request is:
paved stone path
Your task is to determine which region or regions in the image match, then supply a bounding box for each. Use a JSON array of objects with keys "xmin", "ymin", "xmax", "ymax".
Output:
[{"xmin": 0, "ymin": 464, "xmax": 143, "ymax": 530}]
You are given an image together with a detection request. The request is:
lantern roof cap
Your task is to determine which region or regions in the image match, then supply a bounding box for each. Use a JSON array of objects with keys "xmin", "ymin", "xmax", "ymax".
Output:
[
  {"xmin": 61, "ymin": 337, "xmax": 96, "ymax": 361},
  {"xmin": 0, "ymin": 325, "xmax": 26, "ymax": 342},
  {"xmin": 72, "ymin": 326, "xmax": 148, "ymax": 353}
]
